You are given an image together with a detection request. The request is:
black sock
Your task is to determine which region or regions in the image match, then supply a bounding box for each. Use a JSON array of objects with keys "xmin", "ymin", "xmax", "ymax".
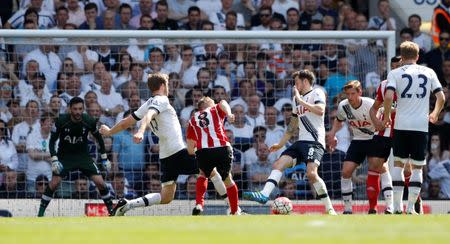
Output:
[
  {"xmin": 38, "ymin": 187, "xmax": 55, "ymax": 217},
  {"xmin": 99, "ymin": 187, "xmax": 113, "ymax": 215}
]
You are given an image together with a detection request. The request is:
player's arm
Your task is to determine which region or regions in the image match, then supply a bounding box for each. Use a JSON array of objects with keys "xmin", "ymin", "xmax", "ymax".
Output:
[
  {"xmin": 293, "ymin": 87, "xmax": 325, "ymax": 116},
  {"xmin": 370, "ymin": 92, "xmax": 385, "ymax": 131},
  {"xmin": 134, "ymin": 109, "xmax": 158, "ymax": 144},
  {"xmin": 186, "ymin": 139, "xmax": 196, "ymax": 155},
  {"xmin": 270, "ymin": 116, "xmax": 298, "ymax": 152},
  {"xmin": 186, "ymin": 122, "xmax": 197, "ymax": 155},
  {"xmin": 383, "ymin": 89, "xmax": 394, "ymax": 127},
  {"xmin": 430, "ymin": 90, "xmax": 446, "ymax": 124},
  {"xmin": 49, "ymin": 122, "xmax": 60, "ymax": 159},
  {"xmin": 219, "ymin": 100, "xmax": 235, "ymax": 122},
  {"xmin": 100, "ymin": 115, "xmax": 136, "ymax": 137}
]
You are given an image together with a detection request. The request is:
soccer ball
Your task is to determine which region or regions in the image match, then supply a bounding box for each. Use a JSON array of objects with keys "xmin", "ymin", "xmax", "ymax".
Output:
[{"xmin": 271, "ymin": 197, "xmax": 293, "ymax": 215}]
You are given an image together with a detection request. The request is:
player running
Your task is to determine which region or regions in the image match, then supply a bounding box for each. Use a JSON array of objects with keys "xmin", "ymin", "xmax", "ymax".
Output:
[
  {"xmin": 383, "ymin": 41, "xmax": 445, "ymax": 214},
  {"xmin": 38, "ymin": 97, "xmax": 113, "ymax": 217},
  {"xmin": 100, "ymin": 73, "xmax": 228, "ymax": 216},
  {"xmin": 186, "ymin": 97, "xmax": 240, "ymax": 215},
  {"xmin": 327, "ymin": 80, "xmax": 393, "ymax": 214},
  {"xmin": 243, "ymin": 70, "xmax": 337, "ymax": 215}
]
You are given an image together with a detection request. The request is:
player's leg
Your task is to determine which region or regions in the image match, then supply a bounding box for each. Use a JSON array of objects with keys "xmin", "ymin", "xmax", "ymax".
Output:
[
  {"xmin": 391, "ymin": 129, "xmax": 411, "ymax": 214},
  {"xmin": 90, "ymin": 175, "xmax": 114, "ymax": 215},
  {"xmin": 217, "ymin": 147, "xmax": 239, "ymax": 215},
  {"xmin": 223, "ymin": 173, "xmax": 239, "ymax": 215},
  {"xmin": 341, "ymin": 160, "xmax": 359, "ymax": 214},
  {"xmin": 38, "ymin": 175, "xmax": 62, "ymax": 217},
  {"xmin": 380, "ymin": 162, "xmax": 394, "ymax": 214},
  {"xmin": 366, "ymin": 158, "xmax": 382, "ymax": 214},
  {"xmin": 306, "ymin": 163, "xmax": 336, "ymax": 215},
  {"xmin": 405, "ymin": 131, "xmax": 427, "ymax": 214},
  {"xmin": 404, "ymin": 162, "xmax": 423, "ymax": 214},
  {"xmin": 193, "ymin": 169, "xmax": 208, "ymax": 215},
  {"xmin": 243, "ymin": 155, "xmax": 294, "ymax": 204}
]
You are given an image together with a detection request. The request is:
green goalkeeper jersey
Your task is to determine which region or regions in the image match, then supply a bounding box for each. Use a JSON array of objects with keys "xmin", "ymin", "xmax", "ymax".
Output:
[{"xmin": 50, "ymin": 113, "xmax": 106, "ymax": 160}]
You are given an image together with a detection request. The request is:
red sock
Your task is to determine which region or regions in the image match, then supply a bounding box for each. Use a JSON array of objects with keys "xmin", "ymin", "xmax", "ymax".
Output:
[
  {"xmin": 404, "ymin": 172, "xmax": 411, "ymax": 187},
  {"xmin": 366, "ymin": 170, "xmax": 380, "ymax": 210},
  {"xmin": 195, "ymin": 175, "xmax": 208, "ymax": 207},
  {"xmin": 226, "ymin": 184, "xmax": 239, "ymax": 214}
]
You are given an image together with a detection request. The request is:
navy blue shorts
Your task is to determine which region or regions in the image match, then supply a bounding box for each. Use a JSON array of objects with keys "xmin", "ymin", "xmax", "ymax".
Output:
[
  {"xmin": 160, "ymin": 149, "xmax": 198, "ymax": 184},
  {"xmin": 281, "ymin": 141, "xmax": 325, "ymax": 165}
]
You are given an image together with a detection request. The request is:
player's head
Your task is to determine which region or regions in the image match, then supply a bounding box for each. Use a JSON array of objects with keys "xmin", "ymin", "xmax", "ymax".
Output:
[
  {"xmin": 197, "ymin": 96, "xmax": 215, "ymax": 110},
  {"xmin": 343, "ymin": 80, "xmax": 362, "ymax": 107},
  {"xmin": 69, "ymin": 97, "xmax": 85, "ymax": 121},
  {"xmin": 390, "ymin": 56, "xmax": 401, "ymax": 69},
  {"xmin": 292, "ymin": 69, "xmax": 315, "ymax": 92},
  {"xmin": 147, "ymin": 73, "xmax": 169, "ymax": 96},
  {"xmin": 399, "ymin": 41, "xmax": 419, "ymax": 62}
]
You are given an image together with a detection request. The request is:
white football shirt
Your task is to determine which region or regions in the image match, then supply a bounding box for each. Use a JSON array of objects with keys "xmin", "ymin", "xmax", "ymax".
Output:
[
  {"xmin": 132, "ymin": 95, "xmax": 185, "ymax": 159},
  {"xmin": 293, "ymin": 88, "xmax": 326, "ymax": 148},
  {"xmin": 336, "ymin": 97, "xmax": 375, "ymax": 140},
  {"xmin": 386, "ymin": 64, "xmax": 443, "ymax": 132}
]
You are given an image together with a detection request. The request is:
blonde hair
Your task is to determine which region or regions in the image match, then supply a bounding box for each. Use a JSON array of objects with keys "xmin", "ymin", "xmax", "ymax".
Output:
[
  {"xmin": 400, "ymin": 41, "xmax": 419, "ymax": 60},
  {"xmin": 147, "ymin": 73, "xmax": 169, "ymax": 92},
  {"xmin": 197, "ymin": 96, "xmax": 215, "ymax": 110},
  {"xmin": 343, "ymin": 80, "xmax": 362, "ymax": 92}
]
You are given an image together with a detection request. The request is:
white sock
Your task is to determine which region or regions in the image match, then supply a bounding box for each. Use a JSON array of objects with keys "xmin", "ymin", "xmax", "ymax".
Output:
[
  {"xmin": 211, "ymin": 174, "xmax": 229, "ymax": 205},
  {"xmin": 260, "ymin": 170, "xmax": 283, "ymax": 197},
  {"xmin": 313, "ymin": 178, "xmax": 333, "ymax": 211},
  {"xmin": 341, "ymin": 177, "xmax": 353, "ymax": 212},
  {"xmin": 407, "ymin": 169, "xmax": 422, "ymax": 213},
  {"xmin": 391, "ymin": 166, "xmax": 405, "ymax": 212},
  {"xmin": 381, "ymin": 171, "xmax": 394, "ymax": 212},
  {"xmin": 129, "ymin": 193, "xmax": 161, "ymax": 209}
]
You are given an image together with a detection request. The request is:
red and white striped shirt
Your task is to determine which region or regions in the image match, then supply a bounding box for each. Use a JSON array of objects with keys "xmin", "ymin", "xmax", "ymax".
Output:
[
  {"xmin": 376, "ymin": 80, "xmax": 397, "ymax": 138},
  {"xmin": 186, "ymin": 104, "xmax": 230, "ymax": 150}
]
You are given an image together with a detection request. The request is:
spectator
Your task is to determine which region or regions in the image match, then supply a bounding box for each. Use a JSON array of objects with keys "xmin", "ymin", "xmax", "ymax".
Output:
[
  {"xmin": 247, "ymin": 143, "xmax": 273, "ymax": 193},
  {"xmin": 441, "ymin": 59, "xmax": 450, "ymax": 86},
  {"xmin": 299, "ymin": 0, "xmax": 323, "ymax": 30},
  {"xmin": 196, "ymin": 67, "xmax": 213, "ymax": 97},
  {"xmin": 431, "ymin": 0, "xmax": 450, "ymax": 46},
  {"xmin": 212, "ymin": 85, "xmax": 228, "ymax": 104},
  {"xmin": 251, "ymin": 6, "xmax": 273, "ymax": 31},
  {"xmin": 428, "ymin": 160, "xmax": 450, "ymax": 199},
  {"xmin": 102, "ymin": 10, "xmax": 116, "ymax": 30},
  {"xmin": 5, "ymin": 3, "xmax": 54, "ymax": 29},
  {"xmin": 0, "ymin": 81, "xmax": 14, "ymax": 123},
  {"xmin": 80, "ymin": 62, "xmax": 107, "ymax": 92},
  {"xmin": 71, "ymin": 174, "xmax": 97, "ymax": 199},
  {"xmin": 163, "ymin": 44, "xmax": 182, "ymax": 74},
  {"xmin": 97, "ymin": 45, "xmax": 119, "ymax": 72},
  {"xmin": 95, "ymin": 72, "xmax": 124, "ymax": 126},
  {"xmin": 118, "ymin": 63, "xmax": 149, "ymax": 100},
  {"xmin": 322, "ymin": 15, "xmax": 336, "ymax": 30},
  {"xmin": 272, "ymin": 0, "xmax": 299, "ymax": 21},
  {"xmin": 113, "ymin": 52, "xmax": 133, "ymax": 88},
  {"xmin": 78, "ymin": 3, "xmax": 104, "ymax": 30},
  {"xmin": 368, "ymin": 0, "xmax": 396, "ymax": 30},
  {"xmin": 20, "ymin": 72, "xmax": 51, "ymax": 112},
  {"xmin": 116, "ymin": 3, "xmax": 134, "ymax": 30},
  {"xmin": 324, "ymin": 56, "xmax": 357, "ymax": 106},
  {"xmin": 144, "ymin": 47, "xmax": 169, "ymax": 77},
  {"xmin": 284, "ymin": 7, "xmax": 300, "ymax": 30},
  {"xmin": 5, "ymin": 100, "xmax": 22, "ymax": 131},
  {"xmin": 424, "ymin": 31, "xmax": 450, "ymax": 80},
  {"xmin": 0, "ymin": 119, "xmax": 18, "ymax": 173},
  {"xmin": 59, "ymin": 73, "xmax": 84, "ymax": 107},
  {"xmin": 25, "ymin": 112, "xmax": 53, "ymax": 192},
  {"xmin": 0, "ymin": 169, "xmax": 26, "ymax": 198},
  {"xmin": 166, "ymin": 0, "xmax": 197, "ymax": 24},
  {"xmin": 22, "ymin": 45, "xmax": 62, "ymax": 90},
  {"xmin": 353, "ymin": 40, "xmax": 383, "ymax": 82},
  {"xmin": 364, "ymin": 55, "xmax": 387, "ymax": 97},
  {"xmin": 225, "ymin": 10, "xmax": 239, "ymax": 30},
  {"xmin": 66, "ymin": 0, "xmax": 85, "ymax": 27},
  {"xmin": 225, "ymin": 129, "xmax": 247, "ymax": 195},
  {"xmin": 206, "ymin": 55, "xmax": 232, "ymax": 93},
  {"xmin": 181, "ymin": 6, "xmax": 202, "ymax": 30},
  {"xmin": 250, "ymin": 0, "xmax": 285, "ymax": 28},
  {"xmin": 427, "ymin": 133, "xmax": 450, "ymax": 172},
  {"xmin": 11, "ymin": 100, "xmax": 40, "ymax": 172},
  {"xmin": 67, "ymin": 45, "xmax": 99, "ymax": 74},
  {"xmin": 178, "ymin": 174, "xmax": 198, "ymax": 199},
  {"xmin": 209, "ymin": 0, "xmax": 245, "ymax": 30},
  {"xmin": 226, "ymin": 104, "xmax": 253, "ymax": 151},
  {"xmin": 408, "ymin": 14, "xmax": 434, "ymax": 53},
  {"xmin": 138, "ymin": 14, "xmax": 154, "ymax": 29},
  {"xmin": 27, "ymin": 174, "xmax": 49, "ymax": 198},
  {"xmin": 20, "ymin": 0, "xmax": 54, "ymax": 13},
  {"xmin": 180, "ymin": 86, "xmax": 203, "ymax": 127},
  {"xmin": 279, "ymin": 179, "xmax": 297, "ymax": 199},
  {"xmin": 264, "ymin": 106, "xmax": 284, "ymax": 147},
  {"xmin": 152, "ymin": 0, "xmax": 179, "ymax": 30},
  {"xmin": 318, "ymin": 0, "xmax": 338, "ymax": 24},
  {"xmin": 48, "ymin": 95, "xmax": 63, "ymax": 115},
  {"xmin": 129, "ymin": 0, "xmax": 156, "ymax": 29},
  {"xmin": 179, "ymin": 45, "xmax": 201, "ymax": 88},
  {"xmin": 53, "ymin": 6, "xmax": 69, "ymax": 30},
  {"xmin": 110, "ymin": 172, "xmax": 138, "ymax": 199},
  {"xmin": 245, "ymin": 94, "xmax": 265, "ymax": 127}
]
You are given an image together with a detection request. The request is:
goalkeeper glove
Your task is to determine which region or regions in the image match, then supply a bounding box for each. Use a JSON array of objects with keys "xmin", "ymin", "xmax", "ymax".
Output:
[
  {"xmin": 100, "ymin": 154, "xmax": 111, "ymax": 172},
  {"xmin": 51, "ymin": 156, "xmax": 63, "ymax": 174}
]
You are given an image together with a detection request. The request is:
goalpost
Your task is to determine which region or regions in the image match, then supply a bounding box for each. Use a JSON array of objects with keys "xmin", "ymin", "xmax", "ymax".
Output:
[{"xmin": 2, "ymin": 29, "xmax": 433, "ymax": 217}]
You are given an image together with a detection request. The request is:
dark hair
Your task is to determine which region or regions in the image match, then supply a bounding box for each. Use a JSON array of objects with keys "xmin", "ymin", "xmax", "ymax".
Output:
[
  {"xmin": 253, "ymin": 126, "xmax": 267, "ymax": 134},
  {"xmin": 69, "ymin": 97, "xmax": 84, "ymax": 107},
  {"xmin": 147, "ymin": 73, "xmax": 168, "ymax": 92},
  {"xmin": 119, "ymin": 3, "xmax": 132, "ymax": 13},
  {"xmin": 84, "ymin": 3, "xmax": 98, "ymax": 12},
  {"xmin": 188, "ymin": 6, "xmax": 200, "ymax": 14},
  {"xmin": 40, "ymin": 112, "xmax": 55, "ymax": 123},
  {"xmin": 286, "ymin": 7, "xmax": 299, "ymax": 15},
  {"xmin": 391, "ymin": 56, "xmax": 401, "ymax": 63},
  {"xmin": 156, "ymin": 0, "xmax": 168, "ymax": 9},
  {"xmin": 56, "ymin": 6, "xmax": 68, "ymax": 14},
  {"xmin": 292, "ymin": 69, "xmax": 316, "ymax": 85},
  {"xmin": 400, "ymin": 27, "xmax": 414, "ymax": 37},
  {"xmin": 408, "ymin": 14, "xmax": 421, "ymax": 22},
  {"xmin": 23, "ymin": 19, "xmax": 36, "ymax": 27}
]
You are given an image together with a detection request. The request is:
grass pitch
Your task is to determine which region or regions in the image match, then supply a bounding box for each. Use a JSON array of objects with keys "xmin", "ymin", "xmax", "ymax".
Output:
[{"xmin": 1, "ymin": 215, "xmax": 449, "ymax": 244}]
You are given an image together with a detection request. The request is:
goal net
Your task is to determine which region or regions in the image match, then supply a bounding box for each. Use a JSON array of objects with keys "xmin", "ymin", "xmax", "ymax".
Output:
[{"xmin": 4, "ymin": 29, "xmax": 440, "ymax": 217}]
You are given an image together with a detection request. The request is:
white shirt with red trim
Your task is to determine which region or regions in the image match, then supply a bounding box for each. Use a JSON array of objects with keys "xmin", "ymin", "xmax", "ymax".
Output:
[
  {"xmin": 186, "ymin": 104, "xmax": 230, "ymax": 150},
  {"xmin": 375, "ymin": 80, "xmax": 397, "ymax": 138}
]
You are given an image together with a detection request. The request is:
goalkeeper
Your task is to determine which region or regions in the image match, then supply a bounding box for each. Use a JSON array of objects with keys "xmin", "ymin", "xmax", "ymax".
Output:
[{"xmin": 38, "ymin": 97, "xmax": 113, "ymax": 217}]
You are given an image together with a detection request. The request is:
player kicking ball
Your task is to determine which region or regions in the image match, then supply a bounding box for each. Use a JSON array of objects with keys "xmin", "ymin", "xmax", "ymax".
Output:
[
  {"xmin": 186, "ymin": 97, "xmax": 240, "ymax": 215},
  {"xmin": 243, "ymin": 70, "xmax": 337, "ymax": 215},
  {"xmin": 38, "ymin": 97, "xmax": 113, "ymax": 217},
  {"xmin": 100, "ymin": 73, "xmax": 229, "ymax": 216}
]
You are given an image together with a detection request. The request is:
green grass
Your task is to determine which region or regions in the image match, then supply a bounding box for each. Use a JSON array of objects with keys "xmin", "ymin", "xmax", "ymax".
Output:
[{"xmin": 1, "ymin": 215, "xmax": 449, "ymax": 243}]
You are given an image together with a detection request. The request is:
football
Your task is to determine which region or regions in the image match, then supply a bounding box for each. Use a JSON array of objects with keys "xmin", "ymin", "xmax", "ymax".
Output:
[{"xmin": 271, "ymin": 197, "xmax": 293, "ymax": 215}]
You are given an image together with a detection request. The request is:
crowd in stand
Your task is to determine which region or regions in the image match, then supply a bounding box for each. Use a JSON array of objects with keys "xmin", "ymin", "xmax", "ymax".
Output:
[{"xmin": 0, "ymin": 0, "xmax": 449, "ymax": 201}]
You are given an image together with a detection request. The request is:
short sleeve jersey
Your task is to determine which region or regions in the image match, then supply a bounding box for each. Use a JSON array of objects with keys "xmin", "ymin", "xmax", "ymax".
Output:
[
  {"xmin": 336, "ymin": 97, "xmax": 375, "ymax": 140},
  {"xmin": 132, "ymin": 95, "xmax": 185, "ymax": 158},
  {"xmin": 386, "ymin": 64, "xmax": 443, "ymax": 132},
  {"xmin": 293, "ymin": 88, "xmax": 326, "ymax": 148}
]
